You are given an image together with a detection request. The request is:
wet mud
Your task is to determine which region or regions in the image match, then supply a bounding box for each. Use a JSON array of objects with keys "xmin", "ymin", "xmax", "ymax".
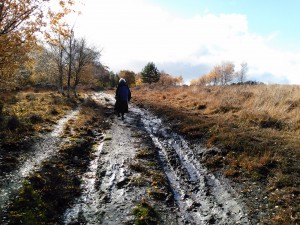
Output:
[
  {"xmin": 64, "ymin": 92, "xmax": 249, "ymax": 225},
  {"xmin": 0, "ymin": 109, "xmax": 80, "ymax": 220},
  {"xmin": 0, "ymin": 92, "xmax": 251, "ymax": 225},
  {"xmin": 64, "ymin": 93, "xmax": 178, "ymax": 224}
]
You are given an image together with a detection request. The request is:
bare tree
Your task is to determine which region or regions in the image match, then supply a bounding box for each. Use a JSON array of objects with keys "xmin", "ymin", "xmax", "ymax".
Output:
[
  {"xmin": 65, "ymin": 30, "xmax": 76, "ymax": 98},
  {"xmin": 49, "ymin": 35, "xmax": 67, "ymax": 94},
  {"xmin": 72, "ymin": 38, "xmax": 100, "ymax": 97},
  {"xmin": 236, "ymin": 62, "xmax": 248, "ymax": 83}
]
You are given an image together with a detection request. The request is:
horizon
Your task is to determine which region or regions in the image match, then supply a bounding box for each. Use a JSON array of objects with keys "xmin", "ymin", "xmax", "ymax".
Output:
[{"xmin": 71, "ymin": 0, "xmax": 300, "ymax": 85}]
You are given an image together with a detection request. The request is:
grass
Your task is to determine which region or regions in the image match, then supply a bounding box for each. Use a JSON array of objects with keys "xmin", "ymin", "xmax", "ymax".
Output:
[
  {"xmin": 129, "ymin": 142, "xmax": 173, "ymax": 224},
  {"xmin": 0, "ymin": 90, "xmax": 77, "ymax": 144},
  {"xmin": 133, "ymin": 200, "xmax": 159, "ymax": 225},
  {"xmin": 0, "ymin": 90, "xmax": 79, "ymax": 175},
  {"xmin": 132, "ymin": 84, "xmax": 300, "ymax": 224},
  {"xmin": 5, "ymin": 95, "xmax": 108, "ymax": 224}
]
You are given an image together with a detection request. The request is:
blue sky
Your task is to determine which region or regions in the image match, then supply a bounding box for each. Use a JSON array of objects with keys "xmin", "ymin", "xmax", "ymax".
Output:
[
  {"xmin": 151, "ymin": 0, "xmax": 300, "ymax": 51},
  {"xmin": 73, "ymin": 0, "xmax": 300, "ymax": 84}
]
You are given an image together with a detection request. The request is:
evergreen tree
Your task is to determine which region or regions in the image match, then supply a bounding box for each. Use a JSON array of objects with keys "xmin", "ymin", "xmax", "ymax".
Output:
[{"xmin": 141, "ymin": 62, "xmax": 160, "ymax": 84}]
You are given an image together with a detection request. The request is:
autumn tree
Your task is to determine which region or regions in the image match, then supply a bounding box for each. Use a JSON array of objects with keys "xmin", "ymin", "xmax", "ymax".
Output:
[
  {"xmin": 31, "ymin": 46, "xmax": 57, "ymax": 86},
  {"xmin": 72, "ymin": 38, "xmax": 100, "ymax": 97},
  {"xmin": 192, "ymin": 62, "xmax": 236, "ymax": 86},
  {"xmin": 135, "ymin": 73, "xmax": 143, "ymax": 86},
  {"xmin": 0, "ymin": 0, "xmax": 76, "ymax": 88},
  {"xmin": 175, "ymin": 76, "xmax": 184, "ymax": 85},
  {"xmin": 220, "ymin": 62, "xmax": 235, "ymax": 85},
  {"xmin": 141, "ymin": 62, "xmax": 160, "ymax": 84},
  {"xmin": 158, "ymin": 72, "xmax": 183, "ymax": 86},
  {"xmin": 118, "ymin": 70, "xmax": 136, "ymax": 87}
]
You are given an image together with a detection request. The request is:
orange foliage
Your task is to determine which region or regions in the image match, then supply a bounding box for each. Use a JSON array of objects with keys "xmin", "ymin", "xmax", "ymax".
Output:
[{"xmin": 0, "ymin": 0, "xmax": 77, "ymax": 87}]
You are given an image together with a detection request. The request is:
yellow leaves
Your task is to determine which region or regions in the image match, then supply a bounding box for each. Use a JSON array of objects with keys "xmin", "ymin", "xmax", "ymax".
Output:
[
  {"xmin": 0, "ymin": 0, "xmax": 78, "ymax": 84},
  {"xmin": 59, "ymin": 1, "xmax": 66, "ymax": 7}
]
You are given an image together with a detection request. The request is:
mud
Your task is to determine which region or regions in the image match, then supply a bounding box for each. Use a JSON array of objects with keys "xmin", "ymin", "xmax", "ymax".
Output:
[
  {"xmin": 1, "ymin": 92, "xmax": 252, "ymax": 225},
  {"xmin": 0, "ymin": 109, "xmax": 79, "ymax": 220},
  {"xmin": 135, "ymin": 107, "xmax": 250, "ymax": 224},
  {"xmin": 64, "ymin": 92, "xmax": 250, "ymax": 225},
  {"xmin": 64, "ymin": 93, "xmax": 178, "ymax": 224}
]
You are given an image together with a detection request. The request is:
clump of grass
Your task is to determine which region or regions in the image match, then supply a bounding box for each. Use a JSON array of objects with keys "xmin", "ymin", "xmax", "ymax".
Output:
[
  {"xmin": 8, "ymin": 181, "xmax": 47, "ymax": 225},
  {"xmin": 0, "ymin": 90, "xmax": 76, "ymax": 144},
  {"xmin": 148, "ymin": 189, "xmax": 167, "ymax": 200},
  {"xmin": 259, "ymin": 117, "xmax": 284, "ymax": 130},
  {"xmin": 129, "ymin": 175, "xmax": 150, "ymax": 187},
  {"xmin": 151, "ymin": 171, "xmax": 167, "ymax": 187},
  {"xmin": 6, "ymin": 115, "xmax": 21, "ymax": 130},
  {"xmin": 132, "ymin": 200, "xmax": 159, "ymax": 225},
  {"xmin": 136, "ymin": 149, "xmax": 155, "ymax": 159},
  {"xmin": 129, "ymin": 162, "xmax": 148, "ymax": 173}
]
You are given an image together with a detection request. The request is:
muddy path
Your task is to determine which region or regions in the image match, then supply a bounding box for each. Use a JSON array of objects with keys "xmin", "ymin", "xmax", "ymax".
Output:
[
  {"xmin": 64, "ymin": 93, "xmax": 178, "ymax": 224},
  {"xmin": 0, "ymin": 92, "xmax": 251, "ymax": 224},
  {"xmin": 0, "ymin": 109, "xmax": 80, "ymax": 219},
  {"xmin": 63, "ymin": 92, "xmax": 250, "ymax": 225}
]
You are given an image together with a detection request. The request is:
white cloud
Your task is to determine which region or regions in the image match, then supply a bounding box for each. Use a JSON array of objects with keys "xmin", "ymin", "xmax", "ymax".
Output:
[{"xmin": 73, "ymin": 0, "xmax": 300, "ymax": 84}]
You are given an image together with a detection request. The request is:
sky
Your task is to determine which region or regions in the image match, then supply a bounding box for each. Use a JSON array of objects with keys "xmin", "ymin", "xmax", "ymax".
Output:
[{"xmin": 71, "ymin": 0, "xmax": 300, "ymax": 84}]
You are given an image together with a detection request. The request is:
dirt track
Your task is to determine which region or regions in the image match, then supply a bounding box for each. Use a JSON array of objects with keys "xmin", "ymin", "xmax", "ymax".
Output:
[
  {"xmin": 63, "ymin": 92, "xmax": 250, "ymax": 224},
  {"xmin": 0, "ymin": 92, "xmax": 251, "ymax": 225}
]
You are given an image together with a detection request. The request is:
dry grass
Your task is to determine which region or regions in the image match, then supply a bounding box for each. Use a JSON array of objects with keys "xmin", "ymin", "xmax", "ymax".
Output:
[
  {"xmin": 0, "ymin": 90, "xmax": 77, "ymax": 145},
  {"xmin": 132, "ymin": 84, "xmax": 300, "ymax": 224}
]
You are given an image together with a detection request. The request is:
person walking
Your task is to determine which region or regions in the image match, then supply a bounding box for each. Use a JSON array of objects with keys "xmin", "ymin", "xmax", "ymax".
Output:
[{"xmin": 115, "ymin": 78, "xmax": 131, "ymax": 120}]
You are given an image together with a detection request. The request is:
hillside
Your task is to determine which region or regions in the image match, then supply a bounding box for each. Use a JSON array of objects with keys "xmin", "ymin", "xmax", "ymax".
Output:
[{"xmin": 132, "ymin": 84, "xmax": 300, "ymax": 224}]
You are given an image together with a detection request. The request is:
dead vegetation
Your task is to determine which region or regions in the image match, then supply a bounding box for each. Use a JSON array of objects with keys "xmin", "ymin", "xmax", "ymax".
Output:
[
  {"xmin": 5, "ymin": 95, "xmax": 108, "ymax": 225},
  {"xmin": 0, "ymin": 90, "xmax": 79, "ymax": 175},
  {"xmin": 132, "ymin": 84, "xmax": 300, "ymax": 224}
]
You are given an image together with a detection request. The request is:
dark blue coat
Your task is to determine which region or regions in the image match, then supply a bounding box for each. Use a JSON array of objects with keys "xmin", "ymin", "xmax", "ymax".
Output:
[{"xmin": 115, "ymin": 81, "xmax": 131, "ymax": 113}]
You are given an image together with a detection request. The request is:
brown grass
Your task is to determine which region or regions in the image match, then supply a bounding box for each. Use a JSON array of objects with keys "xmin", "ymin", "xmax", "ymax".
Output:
[
  {"xmin": 132, "ymin": 84, "xmax": 300, "ymax": 224},
  {"xmin": 0, "ymin": 90, "xmax": 77, "ymax": 145}
]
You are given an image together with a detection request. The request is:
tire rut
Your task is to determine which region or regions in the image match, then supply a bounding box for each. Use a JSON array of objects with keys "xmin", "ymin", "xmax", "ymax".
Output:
[
  {"xmin": 65, "ymin": 93, "xmax": 178, "ymax": 224},
  {"xmin": 64, "ymin": 92, "xmax": 250, "ymax": 225},
  {"xmin": 131, "ymin": 106, "xmax": 250, "ymax": 225},
  {"xmin": 0, "ymin": 109, "xmax": 80, "ymax": 219}
]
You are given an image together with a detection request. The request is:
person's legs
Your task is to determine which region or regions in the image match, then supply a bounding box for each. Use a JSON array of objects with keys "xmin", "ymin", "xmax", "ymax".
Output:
[{"xmin": 121, "ymin": 113, "xmax": 124, "ymax": 120}]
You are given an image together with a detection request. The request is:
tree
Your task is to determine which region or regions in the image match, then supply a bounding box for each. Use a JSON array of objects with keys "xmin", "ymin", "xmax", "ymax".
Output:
[
  {"xmin": 141, "ymin": 62, "xmax": 160, "ymax": 84},
  {"xmin": 220, "ymin": 62, "xmax": 235, "ymax": 85},
  {"xmin": 0, "ymin": 0, "xmax": 76, "ymax": 87},
  {"xmin": 72, "ymin": 38, "xmax": 100, "ymax": 97},
  {"xmin": 158, "ymin": 72, "xmax": 183, "ymax": 86},
  {"xmin": 109, "ymin": 71, "xmax": 119, "ymax": 88},
  {"xmin": 175, "ymin": 76, "xmax": 184, "ymax": 85},
  {"xmin": 31, "ymin": 46, "xmax": 57, "ymax": 86},
  {"xmin": 49, "ymin": 35, "xmax": 67, "ymax": 94},
  {"xmin": 65, "ymin": 30, "xmax": 76, "ymax": 97},
  {"xmin": 118, "ymin": 70, "xmax": 136, "ymax": 87},
  {"xmin": 236, "ymin": 62, "xmax": 248, "ymax": 83}
]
